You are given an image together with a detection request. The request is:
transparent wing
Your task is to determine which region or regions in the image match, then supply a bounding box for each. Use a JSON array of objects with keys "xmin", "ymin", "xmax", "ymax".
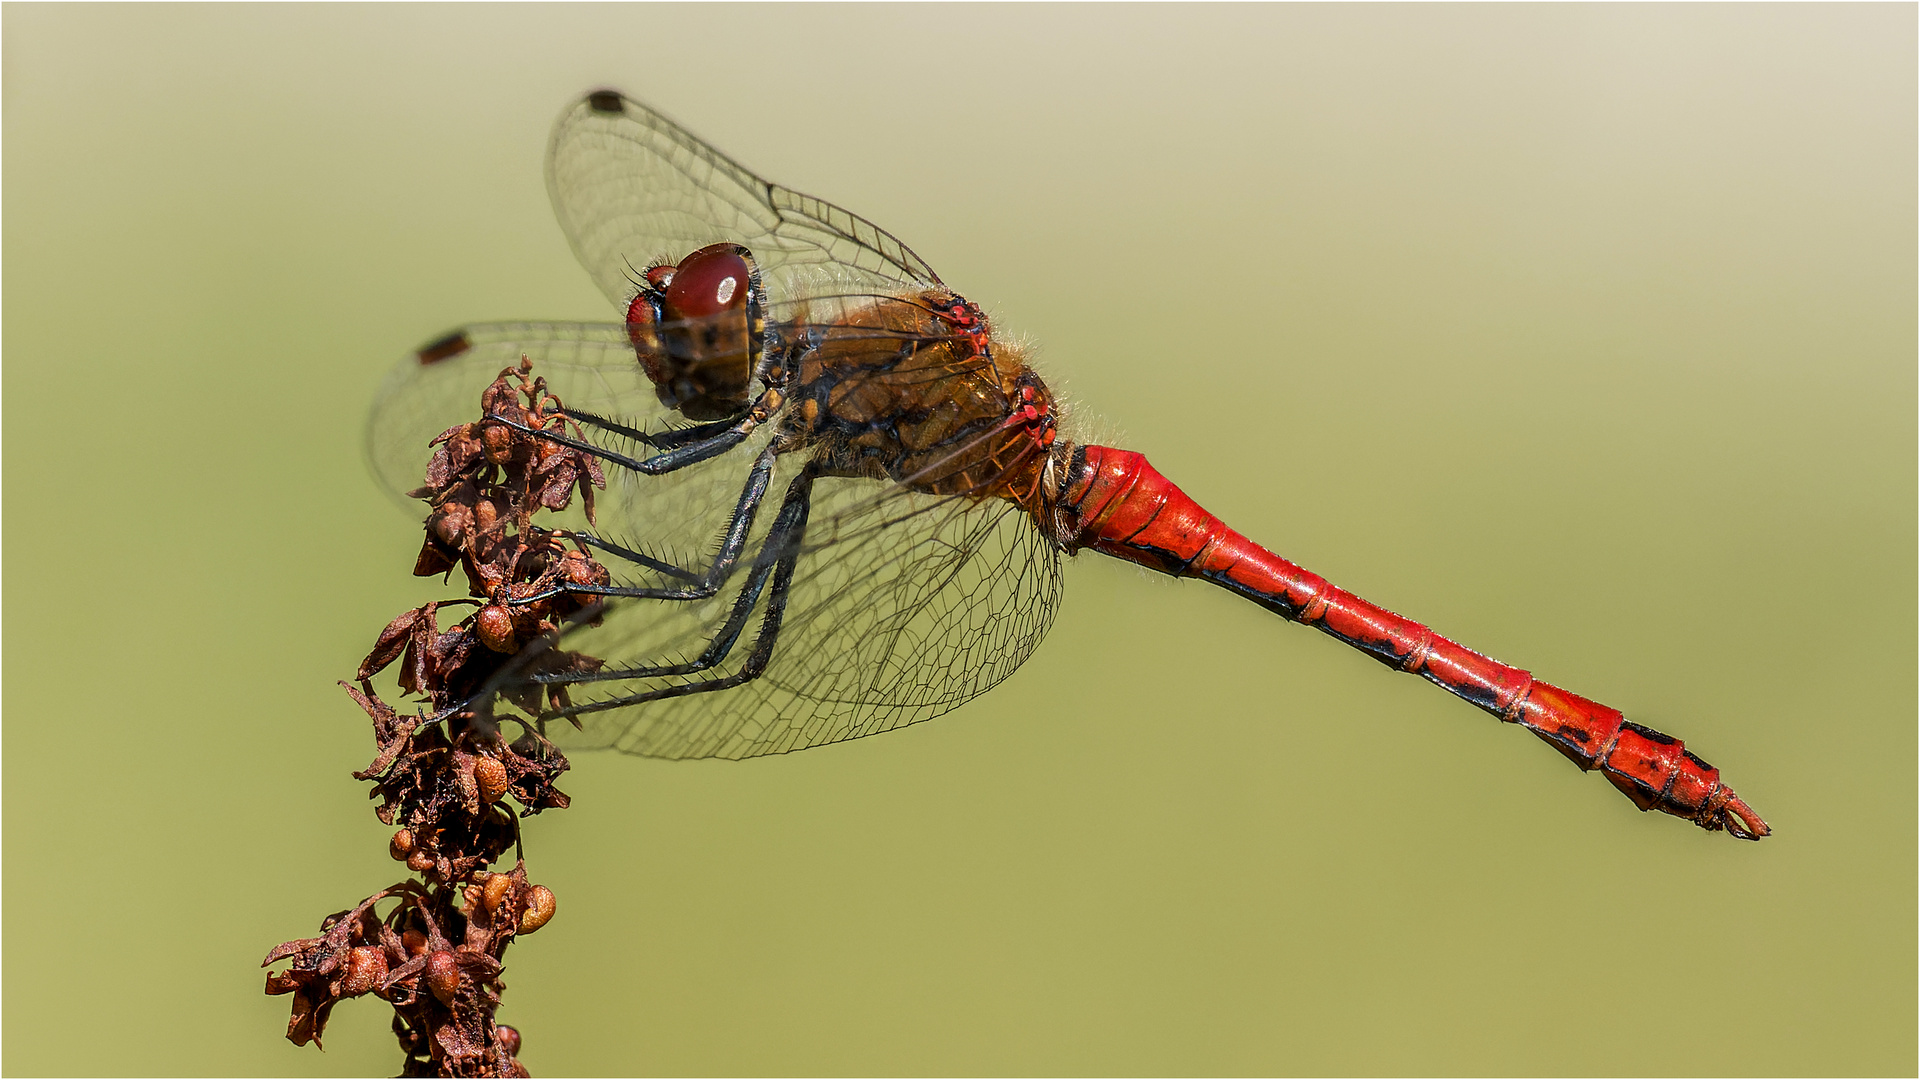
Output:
[
  {"xmin": 533, "ymin": 473, "xmax": 1065, "ymax": 760},
  {"xmin": 369, "ymin": 322, "xmax": 643, "ymax": 508},
  {"xmin": 366, "ymin": 321, "xmax": 778, "ymax": 567},
  {"xmin": 546, "ymin": 89, "xmax": 942, "ymax": 310},
  {"xmin": 370, "ymin": 319, "xmax": 1065, "ymax": 759},
  {"xmin": 364, "ymin": 295, "xmax": 986, "ymax": 543}
]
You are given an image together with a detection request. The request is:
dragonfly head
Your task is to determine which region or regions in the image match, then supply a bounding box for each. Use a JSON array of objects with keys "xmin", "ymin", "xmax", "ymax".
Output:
[{"xmin": 625, "ymin": 242, "xmax": 766, "ymax": 421}]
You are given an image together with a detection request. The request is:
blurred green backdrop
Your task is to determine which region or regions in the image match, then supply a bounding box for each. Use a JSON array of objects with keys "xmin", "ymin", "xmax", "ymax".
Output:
[{"xmin": 5, "ymin": 4, "xmax": 1913, "ymax": 1075}]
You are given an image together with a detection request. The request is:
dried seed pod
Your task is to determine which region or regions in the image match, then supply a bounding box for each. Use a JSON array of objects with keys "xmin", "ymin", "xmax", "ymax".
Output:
[
  {"xmin": 497, "ymin": 1024, "xmax": 522, "ymax": 1056},
  {"xmin": 402, "ymin": 929, "xmax": 427, "ymax": 957},
  {"xmin": 481, "ymin": 423, "xmax": 514, "ymax": 464},
  {"xmin": 428, "ymin": 501, "xmax": 472, "ymax": 547},
  {"xmin": 562, "ymin": 550, "xmax": 604, "ymax": 586},
  {"xmin": 339, "ymin": 946, "xmax": 388, "ymax": 997},
  {"xmin": 476, "ymin": 605, "xmax": 516, "ymax": 652},
  {"xmin": 425, "ymin": 950, "xmax": 461, "ymax": 1004},
  {"xmin": 474, "ymin": 755, "xmax": 510, "ymax": 803},
  {"xmin": 518, "ymin": 885, "xmax": 557, "ymax": 933},
  {"xmin": 389, "ymin": 828, "xmax": 415, "ymax": 861},
  {"xmin": 406, "ymin": 851, "xmax": 434, "ymax": 874},
  {"xmin": 482, "ymin": 872, "xmax": 515, "ymax": 914}
]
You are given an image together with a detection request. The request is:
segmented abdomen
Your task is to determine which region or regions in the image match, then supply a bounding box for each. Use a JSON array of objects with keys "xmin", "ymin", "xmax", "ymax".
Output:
[{"xmin": 1061, "ymin": 444, "xmax": 1768, "ymax": 839}]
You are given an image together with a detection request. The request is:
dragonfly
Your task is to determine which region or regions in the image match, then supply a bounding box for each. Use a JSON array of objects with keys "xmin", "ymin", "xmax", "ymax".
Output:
[{"xmin": 368, "ymin": 89, "xmax": 1768, "ymax": 840}]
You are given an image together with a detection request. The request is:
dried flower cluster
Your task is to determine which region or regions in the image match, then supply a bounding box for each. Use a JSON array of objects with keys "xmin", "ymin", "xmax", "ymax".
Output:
[{"xmin": 266, "ymin": 359, "xmax": 608, "ymax": 1076}]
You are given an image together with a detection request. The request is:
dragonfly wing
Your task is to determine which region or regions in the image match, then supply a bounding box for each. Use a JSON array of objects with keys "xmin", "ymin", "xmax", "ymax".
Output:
[
  {"xmin": 365, "ymin": 321, "xmax": 776, "ymax": 565},
  {"xmin": 369, "ymin": 322, "xmax": 639, "ymax": 507},
  {"xmin": 546, "ymin": 90, "xmax": 942, "ymax": 311},
  {"xmin": 533, "ymin": 474, "xmax": 1065, "ymax": 760}
]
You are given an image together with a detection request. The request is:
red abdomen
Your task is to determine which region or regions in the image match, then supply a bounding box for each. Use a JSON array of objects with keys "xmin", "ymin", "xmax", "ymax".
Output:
[{"xmin": 1060, "ymin": 444, "xmax": 1768, "ymax": 839}]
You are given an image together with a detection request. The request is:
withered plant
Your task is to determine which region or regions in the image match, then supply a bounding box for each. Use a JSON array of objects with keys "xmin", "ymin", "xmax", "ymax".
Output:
[{"xmin": 265, "ymin": 359, "xmax": 609, "ymax": 1076}]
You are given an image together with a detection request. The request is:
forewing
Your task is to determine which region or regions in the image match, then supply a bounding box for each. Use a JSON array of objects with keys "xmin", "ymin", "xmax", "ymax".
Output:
[
  {"xmin": 365, "ymin": 322, "xmax": 777, "ymax": 565},
  {"xmin": 368, "ymin": 322, "xmax": 646, "ymax": 505},
  {"xmin": 546, "ymin": 90, "xmax": 942, "ymax": 310},
  {"xmin": 532, "ymin": 474, "xmax": 1065, "ymax": 760}
]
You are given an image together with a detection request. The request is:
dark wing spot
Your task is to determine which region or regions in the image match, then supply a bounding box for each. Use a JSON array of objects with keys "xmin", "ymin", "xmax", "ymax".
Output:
[
  {"xmin": 417, "ymin": 331, "xmax": 472, "ymax": 365},
  {"xmin": 586, "ymin": 90, "xmax": 624, "ymax": 114}
]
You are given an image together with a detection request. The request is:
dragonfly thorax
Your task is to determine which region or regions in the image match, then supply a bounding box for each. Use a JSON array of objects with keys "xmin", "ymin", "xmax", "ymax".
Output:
[{"xmin": 777, "ymin": 289, "xmax": 1067, "ymax": 520}]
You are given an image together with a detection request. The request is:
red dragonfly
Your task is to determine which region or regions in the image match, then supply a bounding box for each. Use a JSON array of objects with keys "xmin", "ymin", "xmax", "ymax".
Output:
[{"xmin": 369, "ymin": 89, "xmax": 1768, "ymax": 840}]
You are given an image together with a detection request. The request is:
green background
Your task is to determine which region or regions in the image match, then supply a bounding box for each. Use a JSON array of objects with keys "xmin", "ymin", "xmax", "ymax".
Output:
[{"xmin": 6, "ymin": 4, "xmax": 1913, "ymax": 1075}]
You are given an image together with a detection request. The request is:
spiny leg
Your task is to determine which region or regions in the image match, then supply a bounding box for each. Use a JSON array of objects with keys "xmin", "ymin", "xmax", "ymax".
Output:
[
  {"xmin": 546, "ymin": 446, "xmax": 781, "ymax": 603},
  {"xmin": 569, "ymin": 533, "xmax": 702, "ymax": 586},
  {"xmin": 529, "ymin": 466, "xmax": 815, "ymax": 718},
  {"xmin": 561, "ymin": 407, "xmax": 740, "ymax": 452},
  {"xmin": 489, "ymin": 385, "xmax": 782, "ymax": 476}
]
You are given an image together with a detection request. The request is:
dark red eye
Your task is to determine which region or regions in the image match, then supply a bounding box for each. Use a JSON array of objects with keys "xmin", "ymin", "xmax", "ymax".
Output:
[
  {"xmin": 644, "ymin": 264, "xmax": 675, "ymax": 289},
  {"xmin": 664, "ymin": 245, "xmax": 750, "ymax": 319}
]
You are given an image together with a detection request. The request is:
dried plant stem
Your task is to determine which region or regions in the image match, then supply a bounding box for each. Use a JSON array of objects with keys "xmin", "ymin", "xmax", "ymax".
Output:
[{"xmin": 265, "ymin": 360, "xmax": 607, "ymax": 1076}]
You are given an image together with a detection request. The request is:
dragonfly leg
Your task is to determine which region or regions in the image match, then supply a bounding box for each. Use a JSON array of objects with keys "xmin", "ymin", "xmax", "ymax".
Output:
[
  {"xmin": 490, "ymin": 386, "xmax": 783, "ymax": 477},
  {"xmin": 518, "ymin": 466, "xmax": 814, "ymax": 714},
  {"xmin": 565, "ymin": 533, "xmax": 703, "ymax": 586},
  {"xmin": 560, "ymin": 447, "xmax": 781, "ymax": 601},
  {"xmin": 562, "ymin": 407, "xmax": 753, "ymax": 453}
]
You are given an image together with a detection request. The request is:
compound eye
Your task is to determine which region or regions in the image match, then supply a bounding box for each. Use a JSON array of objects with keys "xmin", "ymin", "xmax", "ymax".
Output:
[
  {"xmin": 624, "ymin": 291, "xmax": 658, "ymax": 329},
  {"xmin": 664, "ymin": 245, "xmax": 750, "ymax": 319}
]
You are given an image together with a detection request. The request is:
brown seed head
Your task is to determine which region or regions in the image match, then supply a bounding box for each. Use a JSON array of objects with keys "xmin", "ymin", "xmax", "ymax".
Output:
[
  {"xmin": 481, "ymin": 423, "xmax": 514, "ymax": 464},
  {"xmin": 425, "ymin": 950, "xmax": 461, "ymax": 1004},
  {"xmin": 406, "ymin": 851, "xmax": 435, "ymax": 874},
  {"xmin": 476, "ymin": 605, "xmax": 516, "ymax": 653},
  {"xmin": 339, "ymin": 946, "xmax": 388, "ymax": 997},
  {"xmin": 518, "ymin": 885, "xmax": 557, "ymax": 934},
  {"xmin": 474, "ymin": 755, "xmax": 510, "ymax": 803},
  {"xmin": 562, "ymin": 550, "xmax": 602, "ymax": 585},
  {"xmin": 389, "ymin": 829, "xmax": 415, "ymax": 861},
  {"xmin": 497, "ymin": 1024, "xmax": 522, "ymax": 1056},
  {"xmin": 429, "ymin": 501, "xmax": 472, "ymax": 547},
  {"xmin": 402, "ymin": 929, "xmax": 427, "ymax": 957},
  {"xmin": 482, "ymin": 872, "xmax": 515, "ymax": 914}
]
